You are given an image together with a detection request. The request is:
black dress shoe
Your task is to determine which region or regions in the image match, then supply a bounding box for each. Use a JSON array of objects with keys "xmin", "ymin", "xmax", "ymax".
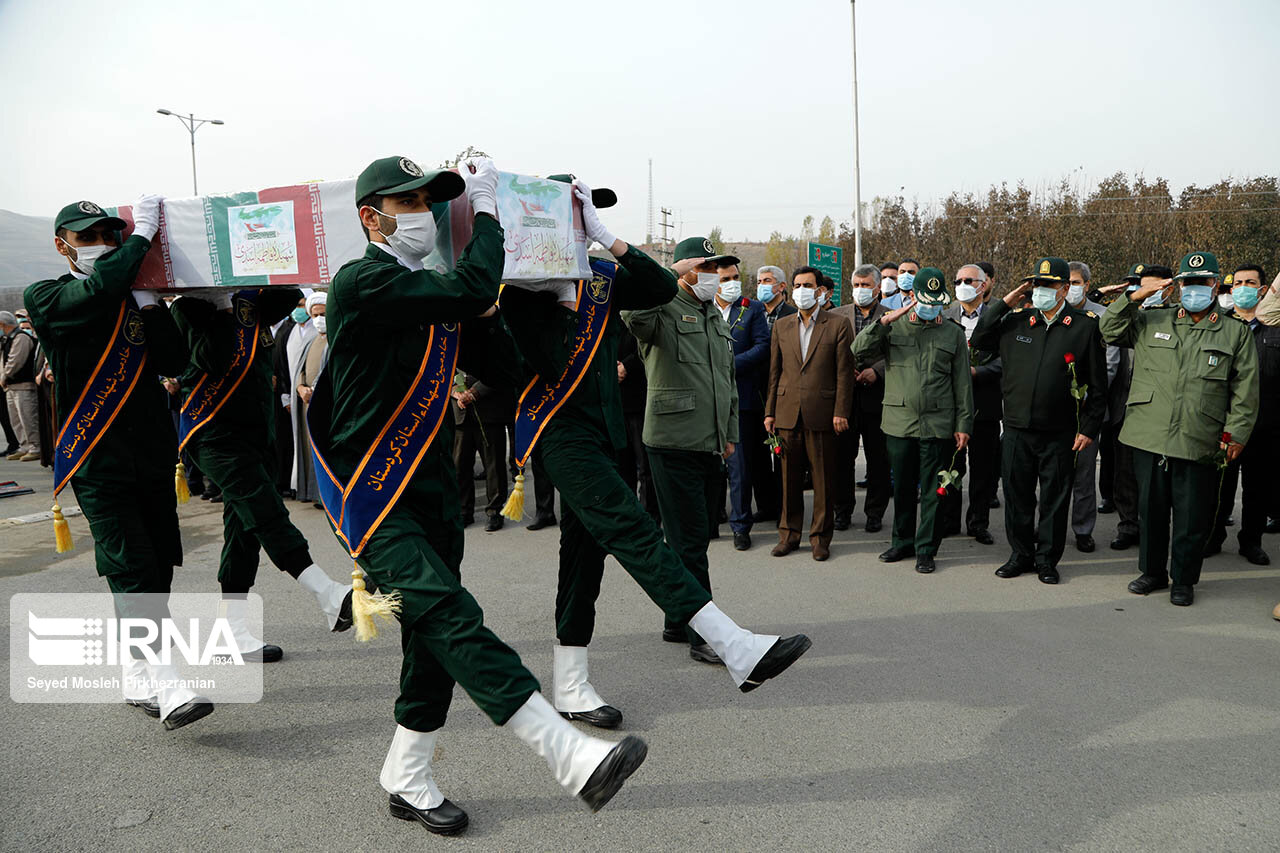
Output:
[
  {"xmin": 526, "ymin": 515, "xmax": 557, "ymax": 531},
  {"xmin": 1098, "ymin": 499, "xmax": 1115, "ymax": 514},
  {"xmin": 1240, "ymin": 546, "xmax": 1271, "ymax": 566},
  {"xmin": 388, "ymin": 793, "xmax": 469, "ymax": 835},
  {"xmin": 865, "ymin": 517, "xmax": 882, "ymax": 533},
  {"xmin": 332, "ymin": 589, "xmax": 354, "ymax": 632},
  {"xmin": 833, "ymin": 513, "xmax": 851, "ymax": 531},
  {"xmin": 1076, "ymin": 534, "xmax": 1095, "ymax": 553},
  {"xmin": 989, "ymin": 496, "xmax": 1000, "ymax": 509},
  {"xmin": 995, "ymin": 557, "xmax": 1029, "ymax": 578},
  {"xmin": 1203, "ymin": 540, "xmax": 1223, "ymax": 557},
  {"xmin": 125, "ymin": 698, "xmax": 160, "ymax": 718},
  {"xmin": 1037, "ymin": 565, "xmax": 1060, "ymax": 584},
  {"xmin": 1226, "ymin": 517, "xmax": 1236, "ymax": 527},
  {"xmin": 578, "ymin": 735, "xmax": 648, "ymax": 812},
  {"xmin": 878, "ymin": 545, "xmax": 915, "ymax": 563},
  {"xmin": 484, "ymin": 515, "xmax": 504, "ymax": 532},
  {"xmin": 1170, "ymin": 584, "xmax": 1195, "ymax": 606},
  {"xmin": 241, "ymin": 644, "xmax": 284, "ymax": 663},
  {"xmin": 207, "ymin": 493, "xmax": 223, "ymax": 503},
  {"xmin": 1127, "ymin": 574, "xmax": 1168, "ymax": 595},
  {"xmin": 915, "ymin": 555, "xmax": 936, "ymax": 574},
  {"xmin": 733, "ymin": 532, "xmax": 751, "ymax": 551},
  {"xmin": 739, "ymin": 634, "xmax": 812, "ymax": 693},
  {"xmin": 752, "ymin": 511, "xmax": 779, "ymax": 524},
  {"xmin": 460, "ymin": 515, "xmax": 474, "ymax": 528},
  {"xmin": 1110, "ymin": 532, "xmax": 1139, "ymax": 550},
  {"xmin": 856, "ymin": 478, "xmax": 868, "ymax": 488},
  {"xmin": 689, "ymin": 643, "xmax": 724, "ymax": 665},
  {"xmin": 661, "ymin": 627, "xmax": 686, "ymax": 643},
  {"xmin": 968, "ymin": 528, "xmax": 994, "ymax": 545},
  {"xmin": 560, "ymin": 704, "xmax": 623, "ymax": 729},
  {"xmin": 162, "ymin": 697, "xmax": 214, "ymax": 730}
]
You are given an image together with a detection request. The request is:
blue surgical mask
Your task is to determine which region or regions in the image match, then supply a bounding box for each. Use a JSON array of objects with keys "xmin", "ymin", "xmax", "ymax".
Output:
[
  {"xmin": 756, "ymin": 284, "xmax": 774, "ymax": 304},
  {"xmin": 1031, "ymin": 286, "xmax": 1061, "ymax": 312},
  {"xmin": 1142, "ymin": 289, "xmax": 1166, "ymax": 308},
  {"xmin": 915, "ymin": 303, "xmax": 942, "ymax": 321},
  {"xmin": 291, "ymin": 307, "xmax": 308, "ymax": 324},
  {"xmin": 1231, "ymin": 285, "xmax": 1260, "ymax": 310},
  {"xmin": 1179, "ymin": 283, "xmax": 1214, "ymax": 312},
  {"xmin": 898, "ymin": 272, "xmax": 915, "ymax": 292}
]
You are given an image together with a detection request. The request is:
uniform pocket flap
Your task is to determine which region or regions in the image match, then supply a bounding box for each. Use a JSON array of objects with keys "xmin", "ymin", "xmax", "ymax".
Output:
[
  {"xmin": 650, "ymin": 392, "xmax": 696, "ymax": 414},
  {"xmin": 883, "ymin": 391, "xmax": 905, "ymax": 406},
  {"xmin": 1126, "ymin": 387, "xmax": 1154, "ymax": 406}
]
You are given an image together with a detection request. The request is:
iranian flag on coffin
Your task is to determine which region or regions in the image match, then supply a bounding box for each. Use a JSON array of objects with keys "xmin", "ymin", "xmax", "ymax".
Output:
[
  {"xmin": 109, "ymin": 180, "xmax": 365, "ymax": 290},
  {"xmin": 112, "ymin": 171, "xmax": 590, "ymax": 290}
]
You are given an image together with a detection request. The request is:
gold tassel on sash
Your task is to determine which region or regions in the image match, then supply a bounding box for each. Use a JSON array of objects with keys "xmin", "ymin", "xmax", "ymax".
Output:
[
  {"xmin": 350, "ymin": 568, "xmax": 401, "ymax": 642},
  {"xmin": 52, "ymin": 502, "xmax": 73, "ymax": 553},
  {"xmin": 175, "ymin": 460, "xmax": 191, "ymax": 504},
  {"xmin": 500, "ymin": 470, "xmax": 526, "ymax": 521}
]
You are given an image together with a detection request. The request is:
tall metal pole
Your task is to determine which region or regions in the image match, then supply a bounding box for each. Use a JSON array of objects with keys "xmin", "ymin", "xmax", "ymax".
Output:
[
  {"xmin": 156, "ymin": 109, "xmax": 224, "ymax": 196},
  {"xmin": 850, "ymin": 0, "xmax": 863, "ymax": 269},
  {"xmin": 189, "ymin": 113, "xmax": 198, "ymax": 194}
]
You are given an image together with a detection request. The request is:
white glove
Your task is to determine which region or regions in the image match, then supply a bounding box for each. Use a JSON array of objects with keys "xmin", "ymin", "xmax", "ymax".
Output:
[
  {"xmin": 554, "ymin": 280, "xmax": 580, "ymax": 304},
  {"xmin": 574, "ymin": 180, "xmax": 616, "ymax": 249},
  {"xmin": 132, "ymin": 193, "xmax": 165, "ymax": 242},
  {"xmin": 462, "ymin": 158, "xmax": 499, "ymax": 220},
  {"xmin": 209, "ymin": 290, "xmax": 234, "ymax": 311},
  {"xmin": 132, "ymin": 289, "xmax": 161, "ymax": 308}
]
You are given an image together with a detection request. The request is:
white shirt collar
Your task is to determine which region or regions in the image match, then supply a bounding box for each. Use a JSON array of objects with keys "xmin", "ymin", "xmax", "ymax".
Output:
[{"xmin": 373, "ymin": 241, "xmax": 423, "ymax": 271}]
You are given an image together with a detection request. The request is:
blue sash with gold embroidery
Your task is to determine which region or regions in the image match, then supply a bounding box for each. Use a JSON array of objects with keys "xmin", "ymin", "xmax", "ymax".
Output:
[
  {"xmin": 52, "ymin": 298, "xmax": 150, "ymax": 497},
  {"xmin": 307, "ymin": 323, "xmax": 460, "ymax": 557},
  {"xmin": 177, "ymin": 290, "xmax": 263, "ymax": 450},
  {"xmin": 509, "ymin": 257, "xmax": 616, "ymax": 468}
]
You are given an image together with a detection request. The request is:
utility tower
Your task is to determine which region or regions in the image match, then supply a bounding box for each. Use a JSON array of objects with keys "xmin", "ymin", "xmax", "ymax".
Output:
[
  {"xmin": 646, "ymin": 158, "xmax": 655, "ymax": 245},
  {"xmin": 658, "ymin": 207, "xmax": 674, "ymax": 265}
]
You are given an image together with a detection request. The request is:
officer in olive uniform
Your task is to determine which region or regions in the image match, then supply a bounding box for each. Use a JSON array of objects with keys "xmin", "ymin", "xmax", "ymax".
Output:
[
  {"xmin": 1099, "ymin": 251, "xmax": 1260, "ymax": 606},
  {"xmin": 321, "ymin": 156, "xmax": 644, "ymax": 832},
  {"xmin": 853, "ymin": 269, "xmax": 974, "ymax": 574},
  {"xmin": 170, "ymin": 289, "xmax": 353, "ymax": 661},
  {"xmin": 622, "ymin": 237, "xmax": 739, "ymax": 663},
  {"xmin": 970, "ymin": 257, "xmax": 1108, "ymax": 583},
  {"xmin": 25, "ymin": 196, "xmax": 214, "ymax": 730}
]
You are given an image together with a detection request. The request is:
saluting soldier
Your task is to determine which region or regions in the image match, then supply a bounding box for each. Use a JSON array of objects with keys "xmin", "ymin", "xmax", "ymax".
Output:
[
  {"xmin": 853, "ymin": 269, "xmax": 973, "ymax": 574},
  {"xmin": 500, "ymin": 177, "xmax": 810, "ymax": 729},
  {"xmin": 622, "ymin": 237, "xmax": 740, "ymax": 663},
  {"xmin": 169, "ymin": 288, "xmax": 354, "ymax": 661},
  {"xmin": 1099, "ymin": 251, "xmax": 1259, "ymax": 606},
  {"xmin": 25, "ymin": 196, "xmax": 214, "ymax": 730},
  {"xmin": 314, "ymin": 156, "xmax": 646, "ymax": 834},
  {"xmin": 970, "ymin": 257, "xmax": 1107, "ymax": 584}
]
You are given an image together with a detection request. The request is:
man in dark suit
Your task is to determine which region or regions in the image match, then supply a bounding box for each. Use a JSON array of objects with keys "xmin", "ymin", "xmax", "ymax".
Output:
[
  {"xmin": 714, "ymin": 261, "xmax": 770, "ymax": 550},
  {"xmin": 829, "ymin": 264, "xmax": 891, "ymax": 532},
  {"xmin": 271, "ymin": 312, "xmax": 297, "ymax": 498},
  {"xmin": 616, "ymin": 326, "xmax": 658, "ymax": 519},
  {"xmin": 453, "ymin": 367, "xmax": 516, "ymax": 532},
  {"xmin": 753, "ymin": 265, "xmax": 795, "ymax": 525},
  {"xmin": 764, "ymin": 266, "xmax": 854, "ymax": 561}
]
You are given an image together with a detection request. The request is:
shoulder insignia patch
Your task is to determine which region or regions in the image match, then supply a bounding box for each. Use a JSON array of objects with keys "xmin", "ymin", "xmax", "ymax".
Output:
[
  {"xmin": 1062, "ymin": 315, "xmax": 1072, "ymax": 326},
  {"xmin": 1209, "ymin": 312, "xmax": 1219, "ymax": 323},
  {"xmin": 1177, "ymin": 308, "xmax": 1186, "ymax": 319},
  {"xmin": 1028, "ymin": 315, "xmax": 1037, "ymax": 327}
]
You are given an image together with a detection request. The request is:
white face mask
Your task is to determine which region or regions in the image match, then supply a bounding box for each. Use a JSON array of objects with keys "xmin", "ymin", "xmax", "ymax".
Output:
[
  {"xmin": 370, "ymin": 207, "xmax": 438, "ymax": 264},
  {"xmin": 690, "ymin": 272, "xmax": 719, "ymax": 302},
  {"xmin": 719, "ymin": 281, "xmax": 742, "ymax": 302},
  {"xmin": 1066, "ymin": 284, "xmax": 1086, "ymax": 305},
  {"xmin": 792, "ymin": 287, "xmax": 817, "ymax": 310},
  {"xmin": 63, "ymin": 239, "xmax": 113, "ymax": 276},
  {"xmin": 955, "ymin": 283, "xmax": 979, "ymax": 303},
  {"xmin": 851, "ymin": 286, "xmax": 876, "ymax": 307},
  {"xmin": 880, "ymin": 277, "xmax": 898, "ymax": 296},
  {"xmin": 312, "ymin": 316, "xmax": 327, "ymax": 335},
  {"xmin": 1217, "ymin": 292, "xmax": 1235, "ymax": 310}
]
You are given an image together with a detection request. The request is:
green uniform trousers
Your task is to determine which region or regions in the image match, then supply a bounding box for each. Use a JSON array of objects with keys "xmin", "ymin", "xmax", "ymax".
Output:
[
  {"xmin": 884, "ymin": 435, "xmax": 952, "ymax": 557},
  {"xmin": 1131, "ymin": 448, "xmax": 1219, "ymax": 586},
  {"xmin": 539, "ymin": 418, "xmax": 714, "ymax": 648},
  {"xmin": 355, "ymin": 504, "xmax": 540, "ymax": 731},
  {"xmin": 1002, "ymin": 426, "xmax": 1076, "ymax": 568},
  {"xmin": 192, "ymin": 438, "xmax": 312, "ymax": 593},
  {"xmin": 646, "ymin": 447, "xmax": 721, "ymax": 645}
]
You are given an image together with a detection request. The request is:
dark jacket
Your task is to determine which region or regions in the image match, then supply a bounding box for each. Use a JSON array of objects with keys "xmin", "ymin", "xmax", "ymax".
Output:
[
  {"xmin": 721, "ymin": 297, "xmax": 770, "ymax": 412},
  {"xmin": 831, "ymin": 300, "xmax": 888, "ymax": 413},
  {"xmin": 616, "ymin": 327, "xmax": 647, "ymax": 416},
  {"xmin": 944, "ymin": 301, "xmax": 1004, "ymax": 423},
  {"xmin": 1248, "ymin": 318, "xmax": 1280, "ymax": 431}
]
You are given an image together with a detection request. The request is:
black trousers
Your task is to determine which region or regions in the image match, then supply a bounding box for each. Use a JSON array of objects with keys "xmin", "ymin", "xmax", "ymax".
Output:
[
  {"xmin": 1110, "ymin": 423, "xmax": 1140, "ymax": 537},
  {"xmin": 647, "ymin": 447, "xmax": 720, "ymax": 645},
  {"xmin": 617, "ymin": 411, "xmax": 660, "ymax": 519},
  {"xmin": 0, "ymin": 390, "xmax": 17, "ymax": 450},
  {"xmin": 454, "ymin": 415, "xmax": 508, "ymax": 518},
  {"xmin": 1132, "ymin": 448, "xmax": 1218, "ymax": 586},
  {"xmin": 1209, "ymin": 426, "xmax": 1279, "ymax": 551},
  {"xmin": 1098, "ymin": 420, "xmax": 1116, "ymax": 503},
  {"xmin": 962, "ymin": 418, "xmax": 1001, "ymax": 533},
  {"xmin": 833, "ymin": 406, "xmax": 891, "ymax": 523},
  {"xmin": 749, "ymin": 412, "xmax": 782, "ymax": 521},
  {"xmin": 1002, "ymin": 426, "xmax": 1075, "ymax": 568},
  {"xmin": 274, "ymin": 400, "xmax": 293, "ymax": 494}
]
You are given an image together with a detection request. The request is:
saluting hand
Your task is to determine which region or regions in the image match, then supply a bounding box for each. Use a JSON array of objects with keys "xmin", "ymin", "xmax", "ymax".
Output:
[
  {"xmin": 1097, "ymin": 283, "xmax": 1129, "ymax": 295},
  {"xmin": 879, "ymin": 298, "xmax": 915, "ymax": 325},
  {"xmin": 1003, "ymin": 282, "xmax": 1032, "ymax": 308},
  {"xmin": 1130, "ymin": 277, "xmax": 1172, "ymax": 303}
]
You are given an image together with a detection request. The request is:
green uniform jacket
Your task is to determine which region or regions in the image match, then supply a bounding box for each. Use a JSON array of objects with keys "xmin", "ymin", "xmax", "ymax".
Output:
[
  {"xmin": 621, "ymin": 287, "xmax": 738, "ymax": 453},
  {"xmin": 170, "ymin": 288, "xmax": 301, "ymax": 447},
  {"xmin": 1099, "ymin": 298, "xmax": 1259, "ymax": 462},
  {"xmin": 853, "ymin": 312, "xmax": 974, "ymax": 439},
  {"xmin": 322, "ymin": 216, "xmax": 519, "ymax": 513},
  {"xmin": 24, "ymin": 236, "xmax": 189, "ymax": 483},
  {"xmin": 501, "ymin": 246, "xmax": 678, "ymax": 453},
  {"xmin": 970, "ymin": 300, "xmax": 1108, "ymax": 438}
]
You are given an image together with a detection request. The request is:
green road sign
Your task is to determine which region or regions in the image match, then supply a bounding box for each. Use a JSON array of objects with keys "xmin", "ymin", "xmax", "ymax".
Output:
[{"xmin": 808, "ymin": 242, "xmax": 843, "ymax": 306}]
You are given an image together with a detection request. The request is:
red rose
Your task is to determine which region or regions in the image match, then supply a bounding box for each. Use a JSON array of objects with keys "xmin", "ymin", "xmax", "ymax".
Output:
[
  {"xmin": 936, "ymin": 486, "xmax": 947, "ymax": 496},
  {"xmin": 1222, "ymin": 431, "xmax": 1232, "ymax": 443},
  {"xmin": 1063, "ymin": 352, "xmax": 1075, "ymax": 364},
  {"xmin": 773, "ymin": 446, "xmax": 782, "ymax": 456}
]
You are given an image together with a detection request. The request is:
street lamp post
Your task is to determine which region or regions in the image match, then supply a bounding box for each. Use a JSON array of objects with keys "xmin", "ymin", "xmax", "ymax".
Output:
[
  {"xmin": 156, "ymin": 109, "xmax": 224, "ymax": 195},
  {"xmin": 849, "ymin": 0, "xmax": 863, "ymax": 269}
]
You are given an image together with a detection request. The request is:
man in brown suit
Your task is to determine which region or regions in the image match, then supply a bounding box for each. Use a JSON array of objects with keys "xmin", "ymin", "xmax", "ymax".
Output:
[{"xmin": 764, "ymin": 266, "xmax": 854, "ymax": 560}]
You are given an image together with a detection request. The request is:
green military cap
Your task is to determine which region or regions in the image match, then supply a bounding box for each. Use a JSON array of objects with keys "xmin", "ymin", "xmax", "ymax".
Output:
[
  {"xmin": 1121, "ymin": 262, "xmax": 1149, "ymax": 283},
  {"xmin": 355, "ymin": 156, "xmax": 465, "ymax": 205},
  {"xmin": 1174, "ymin": 250, "xmax": 1220, "ymax": 280},
  {"xmin": 1022, "ymin": 257, "xmax": 1069, "ymax": 283},
  {"xmin": 54, "ymin": 200, "xmax": 126, "ymax": 234},
  {"xmin": 913, "ymin": 267, "xmax": 951, "ymax": 306},
  {"xmin": 673, "ymin": 236, "xmax": 740, "ymax": 267},
  {"xmin": 546, "ymin": 174, "xmax": 617, "ymax": 209}
]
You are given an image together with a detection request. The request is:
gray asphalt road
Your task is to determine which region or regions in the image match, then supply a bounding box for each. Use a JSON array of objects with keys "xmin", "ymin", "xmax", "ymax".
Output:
[{"xmin": 3, "ymin": 456, "xmax": 1279, "ymax": 852}]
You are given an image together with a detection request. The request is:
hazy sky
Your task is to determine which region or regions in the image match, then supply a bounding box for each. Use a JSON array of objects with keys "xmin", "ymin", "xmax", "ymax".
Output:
[{"xmin": 1, "ymin": 0, "xmax": 1276, "ymax": 243}]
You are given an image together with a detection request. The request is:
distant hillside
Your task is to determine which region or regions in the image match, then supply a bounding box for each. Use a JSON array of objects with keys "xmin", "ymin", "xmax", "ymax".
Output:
[{"xmin": 0, "ymin": 209, "xmax": 65, "ymax": 311}]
